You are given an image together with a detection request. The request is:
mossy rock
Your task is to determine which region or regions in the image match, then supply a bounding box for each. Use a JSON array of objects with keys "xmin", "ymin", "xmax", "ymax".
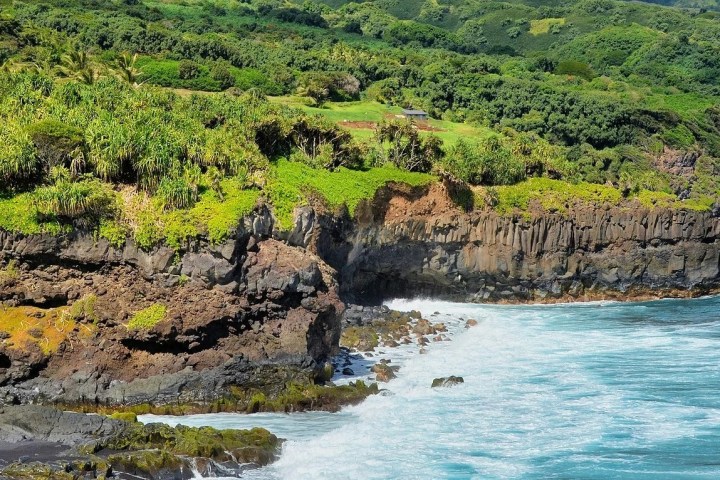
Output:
[
  {"xmin": 341, "ymin": 326, "xmax": 379, "ymax": 351},
  {"xmin": 127, "ymin": 304, "xmax": 167, "ymax": 330},
  {"xmin": 233, "ymin": 380, "xmax": 380, "ymax": 414},
  {"xmin": 1, "ymin": 462, "xmax": 73, "ymax": 480},
  {"xmin": 109, "ymin": 411, "xmax": 138, "ymax": 423},
  {"xmin": 100, "ymin": 422, "xmax": 280, "ymax": 465},
  {"xmin": 107, "ymin": 450, "xmax": 182, "ymax": 477}
]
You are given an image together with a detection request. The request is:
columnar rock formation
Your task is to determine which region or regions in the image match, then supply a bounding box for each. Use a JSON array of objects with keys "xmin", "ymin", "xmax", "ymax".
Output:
[{"xmin": 339, "ymin": 183, "xmax": 720, "ymax": 302}]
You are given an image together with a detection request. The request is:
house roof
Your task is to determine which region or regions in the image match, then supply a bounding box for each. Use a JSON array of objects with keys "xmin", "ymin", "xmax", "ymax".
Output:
[{"xmin": 402, "ymin": 109, "xmax": 428, "ymax": 115}]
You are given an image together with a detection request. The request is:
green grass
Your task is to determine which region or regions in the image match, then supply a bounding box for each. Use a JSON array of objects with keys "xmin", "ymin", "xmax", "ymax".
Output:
[
  {"xmin": 636, "ymin": 190, "xmax": 714, "ymax": 211},
  {"xmin": 270, "ymin": 98, "xmax": 400, "ymax": 123},
  {"xmin": 529, "ymin": 18, "xmax": 566, "ymax": 35},
  {"xmin": 642, "ymin": 92, "xmax": 718, "ymax": 121},
  {"xmin": 266, "ymin": 159, "xmax": 434, "ymax": 230},
  {"xmin": 128, "ymin": 304, "xmax": 167, "ymax": 330},
  {"xmin": 129, "ymin": 177, "xmax": 261, "ymax": 250},
  {"xmin": 189, "ymin": 179, "xmax": 261, "ymax": 244},
  {"xmin": 491, "ymin": 178, "xmax": 714, "ymax": 215},
  {"xmin": 269, "ymin": 98, "xmax": 496, "ymax": 146},
  {"xmin": 491, "ymin": 178, "xmax": 623, "ymax": 214},
  {"xmin": 98, "ymin": 219, "xmax": 129, "ymax": 248}
]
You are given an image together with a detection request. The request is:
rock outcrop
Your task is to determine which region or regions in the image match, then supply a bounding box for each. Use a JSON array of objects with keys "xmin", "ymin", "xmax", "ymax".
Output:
[
  {"xmin": 0, "ymin": 208, "xmax": 343, "ymax": 407},
  {"xmin": 338, "ymin": 183, "xmax": 720, "ymax": 303},
  {"xmin": 431, "ymin": 376, "xmax": 465, "ymax": 388},
  {"xmin": 0, "ymin": 405, "xmax": 280, "ymax": 479}
]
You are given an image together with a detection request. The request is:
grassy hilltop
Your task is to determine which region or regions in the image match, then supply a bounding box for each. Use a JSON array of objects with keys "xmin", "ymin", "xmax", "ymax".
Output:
[{"xmin": 0, "ymin": 0, "xmax": 719, "ymax": 248}]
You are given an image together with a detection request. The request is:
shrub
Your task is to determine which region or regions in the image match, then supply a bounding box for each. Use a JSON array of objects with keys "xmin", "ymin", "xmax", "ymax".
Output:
[
  {"xmin": 661, "ymin": 124, "xmax": 696, "ymax": 150},
  {"xmin": 0, "ymin": 122, "xmax": 38, "ymax": 187},
  {"xmin": 157, "ymin": 176, "xmax": 197, "ymax": 210},
  {"xmin": 27, "ymin": 119, "xmax": 85, "ymax": 172},
  {"xmin": 375, "ymin": 120, "xmax": 443, "ymax": 173},
  {"xmin": 33, "ymin": 172, "xmax": 116, "ymax": 222},
  {"xmin": 554, "ymin": 60, "xmax": 596, "ymax": 81},
  {"xmin": 70, "ymin": 294, "xmax": 98, "ymax": 322},
  {"xmin": 178, "ymin": 60, "xmax": 200, "ymax": 80},
  {"xmin": 211, "ymin": 64, "xmax": 235, "ymax": 90},
  {"xmin": 443, "ymin": 138, "xmax": 526, "ymax": 185},
  {"xmin": 0, "ymin": 260, "xmax": 19, "ymax": 287}
]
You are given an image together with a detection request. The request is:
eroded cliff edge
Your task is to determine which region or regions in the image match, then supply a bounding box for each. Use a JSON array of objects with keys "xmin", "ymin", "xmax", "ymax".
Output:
[
  {"xmin": 0, "ymin": 182, "xmax": 719, "ymax": 408},
  {"xmin": 338, "ymin": 183, "xmax": 720, "ymax": 303}
]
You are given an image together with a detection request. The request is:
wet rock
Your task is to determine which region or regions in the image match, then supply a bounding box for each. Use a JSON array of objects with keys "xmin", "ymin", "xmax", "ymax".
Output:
[
  {"xmin": 371, "ymin": 363, "xmax": 396, "ymax": 382},
  {"xmin": 465, "ymin": 319, "xmax": 478, "ymax": 328},
  {"xmin": 342, "ymin": 368, "xmax": 354, "ymax": 376},
  {"xmin": 431, "ymin": 376, "xmax": 464, "ymax": 388},
  {"xmin": 412, "ymin": 319, "xmax": 435, "ymax": 336}
]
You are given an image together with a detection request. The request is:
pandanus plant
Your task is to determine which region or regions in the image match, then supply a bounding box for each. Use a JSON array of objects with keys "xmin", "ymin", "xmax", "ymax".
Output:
[{"xmin": 114, "ymin": 52, "xmax": 142, "ymax": 86}]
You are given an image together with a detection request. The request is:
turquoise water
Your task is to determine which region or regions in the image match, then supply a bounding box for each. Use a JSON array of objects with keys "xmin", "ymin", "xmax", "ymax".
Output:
[{"xmin": 143, "ymin": 296, "xmax": 720, "ymax": 479}]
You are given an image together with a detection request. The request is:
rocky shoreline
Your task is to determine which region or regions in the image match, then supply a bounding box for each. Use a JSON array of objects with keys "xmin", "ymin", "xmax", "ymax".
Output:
[
  {"xmin": 1, "ymin": 181, "xmax": 719, "ymax": 475},
  {"xmin": 0, "ymin": 405, "xmax": 280, "ymax": 479}
]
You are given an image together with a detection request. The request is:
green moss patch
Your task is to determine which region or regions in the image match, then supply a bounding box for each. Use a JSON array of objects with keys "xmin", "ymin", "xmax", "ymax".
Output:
[
  {"xmin": 128, "ymin": 304, "xmax": 167, "ymax": 330},
  {"xmin": 266, "ymin": 159, "xmax": 434, "ymax": 230},
  {"xmin": 489, "ymin": 178, "xmax": 713, "ymax": 215},
  {"xmin": 491, "ymin": 178, "xmax": 623, "ymax": 214}
]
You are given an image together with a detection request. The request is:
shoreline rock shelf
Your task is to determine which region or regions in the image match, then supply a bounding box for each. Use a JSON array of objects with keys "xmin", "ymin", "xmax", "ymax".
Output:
[{"xmin": 0, "ymin": 405, "xmax": 281, "ymax": 479}]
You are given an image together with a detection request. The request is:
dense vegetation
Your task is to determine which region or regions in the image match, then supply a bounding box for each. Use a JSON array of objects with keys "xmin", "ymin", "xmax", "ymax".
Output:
[{"xmin": 0, "ymin": 0, "xmax": 718, "ymax": 248}]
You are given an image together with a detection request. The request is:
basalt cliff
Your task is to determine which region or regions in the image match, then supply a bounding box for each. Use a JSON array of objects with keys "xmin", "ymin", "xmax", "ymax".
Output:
[{"xmin": 0, "ymin": 181, "xmax": 719, "ymax": 408}]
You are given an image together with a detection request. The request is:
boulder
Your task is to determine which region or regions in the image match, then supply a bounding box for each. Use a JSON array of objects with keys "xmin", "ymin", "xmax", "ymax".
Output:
[
  {"xmin": 431, "ymin": 376, "xmax": 464, "ymax": 388},
  {"xmin": 371, "ymin": 363, "xmax": 396, "ymax": 382}
]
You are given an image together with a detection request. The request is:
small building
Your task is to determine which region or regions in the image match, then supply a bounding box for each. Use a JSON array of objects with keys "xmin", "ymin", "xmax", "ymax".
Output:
[{"xmin": 402, "ymin": 109, "xmax": 429, "ymax": 121}]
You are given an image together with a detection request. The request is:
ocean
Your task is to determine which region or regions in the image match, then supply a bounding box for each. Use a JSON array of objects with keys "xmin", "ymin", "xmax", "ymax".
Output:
[{"xmin": 142, "ymin": 296, "xmax": 720, "ymax": 479}]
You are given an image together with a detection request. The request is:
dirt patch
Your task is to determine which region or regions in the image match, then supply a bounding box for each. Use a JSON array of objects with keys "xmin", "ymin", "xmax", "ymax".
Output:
[
  {"xmin": 654, "ymin": 146, "xmax": 698, "ymax": 178},
  {"xmin": 340, "ymin": 117, "xmax": 444, "ymax": 132},
  {"xmin": 383, "ymin": 182, "xmax": 459, "ymax": 222},
  {"xmin": 341, "ymin": 121, "xmax": 376, "ymax": 129}
]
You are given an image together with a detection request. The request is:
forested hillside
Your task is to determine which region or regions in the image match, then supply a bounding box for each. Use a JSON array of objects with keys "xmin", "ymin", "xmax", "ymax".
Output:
[{"xmin": 0, "ymin": 0, "xmax": 719, "ymax": 248}]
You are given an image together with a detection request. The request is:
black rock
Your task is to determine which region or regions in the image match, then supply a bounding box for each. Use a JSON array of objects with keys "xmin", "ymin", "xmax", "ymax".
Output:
[{"xmin": 431, "ymin": 376, "xmax": 464, "ymax": 388}]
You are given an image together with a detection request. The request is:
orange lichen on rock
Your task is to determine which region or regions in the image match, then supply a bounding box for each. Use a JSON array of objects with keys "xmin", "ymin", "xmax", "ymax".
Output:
[{"xmin": 0, "ymin": 306, "xmax": 79, "ymax": 355}]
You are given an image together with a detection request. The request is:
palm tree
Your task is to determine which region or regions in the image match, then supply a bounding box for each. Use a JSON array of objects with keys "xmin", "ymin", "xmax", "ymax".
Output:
[
  {"xmin": 114, "ymin": 52, "xmax": 142, "ymax": 86},
  {"xmin": 61, "ymin": 50, "xmax": 89, "ymax": 74},
  {"xmin": 60, "ymin": 49, "xmax": 98, "ymax": 85}
]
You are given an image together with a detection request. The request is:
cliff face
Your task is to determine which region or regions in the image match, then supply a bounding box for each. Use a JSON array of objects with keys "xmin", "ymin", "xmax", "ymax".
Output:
[
  {"xmin": 0, "ymin": 207, "xmax": 343, "ymax": 406},
  {"xmin": 1, "ymin": 183, "xmax": 719, "ymax": 407},
  {"xmin": 337, "ymin": 183, "xmax": 720, "ymax": 303}
]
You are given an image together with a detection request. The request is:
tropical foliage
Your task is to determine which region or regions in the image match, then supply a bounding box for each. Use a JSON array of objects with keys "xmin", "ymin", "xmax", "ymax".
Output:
[{"xmin": 0, "ymin": 0, "xmax": 717, "ymax": 248}]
